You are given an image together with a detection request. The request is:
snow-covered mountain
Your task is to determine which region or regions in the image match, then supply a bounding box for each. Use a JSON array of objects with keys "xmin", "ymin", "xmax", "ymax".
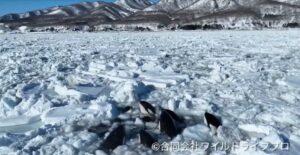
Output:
[
  {"xmin": 146, "ymin": 0, "xmax": 300, "ymax": 29},
  {"xmin": 0, "ymin": 1, "xmax": 133, "ymax": 27},
  {"xmin": 115, "ymin": 0, "xmax": 153, "ymax": 12},
  {"xmin": 0, "ymin": 0, "xmax": 300, "ymax": 30}
]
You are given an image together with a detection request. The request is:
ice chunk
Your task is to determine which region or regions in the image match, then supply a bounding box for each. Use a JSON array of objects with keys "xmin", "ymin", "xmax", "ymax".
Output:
[
  {"xmin": 19, "ymin": 26, "xmax": 28, "ymax": 33},
  {"xmin": 74, "ymin": 84, "xmax": 106, "ymax": 98},
  {"xmin": 24, "ymin": 135, "xmax": 48, "ymax": 151},
  {"xmin": 285, "ymin": 75, "xmax": 300, "ymax": 89},
  {"xmin": 89, "ymin": 61, "xmax": 114, "ymax": 73},
  {"xmin": 217, "ymin": 126, "xmax": 243, "ymax": 143},
  {"xmin": 54, "ymin": 83, "xmax": 105, "ymax": 101},
  {"xmin": 238, "ymin": 124, "xmax": 277, "ymax": 138},
  {"xmin": 54, "ymin": 85, "xmax": 83, "ymax": 99},
  {"xmin": 261, "ymin": 132, "xmax": 283, "ymax": 145},
  {"xmin": 180, "ymin": 124, "xmax": 211, "ymax": 141},
  {"xmin": 110, "ymin": 81, "xmax": 139, "ymax": 104},
  {"xmin": 0, "ymin": 115, "xmax": 42, "ymax": 133},
  {"xmin": 1, "ymin": 94, "xmax": 21, "ymax": 109},
  {"xmin": 41, "ymin": 102, "xmax": 118, "ymax": 125}
]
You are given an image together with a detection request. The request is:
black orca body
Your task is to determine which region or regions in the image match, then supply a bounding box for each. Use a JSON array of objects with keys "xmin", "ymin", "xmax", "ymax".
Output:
[
  {"xmin": 139, "ymin": 130, "xmax": 157, "ymax": 148},
  {"xmin": 159, "ymin": 109, "xmax": 185, "ymax": 138},
  {"xmin": 141, "ymin": 116, "xmax": 156, "ymax": 123},
  {"xmin": 163, "ymin": 109, "xmax": 185, "ymax": 124},
  {"xmin": 100, "ymin": 125, "xmax": 126, "ymax": 152},
  {"xmin": 119, "ymin": 106, "xmax": 132, "ymax": 113},
  {"xmin": 139, "ymin": 101, "xmax": 156, "ymax": 117},
  {"xmin": 204, "ymin": 112, "xmax": 222, "ymax": 129},
  {"xmin": 88, "ymin": 124, "xmax": 110, "ymax": 137}
]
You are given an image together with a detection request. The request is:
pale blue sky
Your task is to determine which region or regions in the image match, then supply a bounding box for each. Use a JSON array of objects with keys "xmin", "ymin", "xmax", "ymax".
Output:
[{"xmin": 0, "ymin": 0, "xmax": 115, "ymax": 15}]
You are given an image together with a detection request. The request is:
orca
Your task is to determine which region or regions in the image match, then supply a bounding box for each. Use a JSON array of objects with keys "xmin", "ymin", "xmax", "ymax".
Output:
[
  {"xmin": 139, "ymin": 130, "xmax": 157, "ymax": 148},
  {"xmin": 100, "ymin": 125, "xmax": 126, "ymax": 152},
  {"xmin": 204, "ymin": 112, "xmax": 222, "ymax": 129},
  {"xmin": 159, "ymin": 109, "xmax": 185, "ymax": 138},
  {"xmin": 88, "ymin": 123, "xmax": 110, "ymax": 137},
  {"xmin": 119, "ymin": 106, "xmax": 132, "ymax": 113},
  {"xmin": 163, "ymin": 109, "xmax": 185, "ymax": 124},
  {"xmin": 141, "ymin": 116, "xmax": 156, "ymax": 123},
  {"xmin": 139, "ymin": 101, "xmax": 156, "ymax": 117}
]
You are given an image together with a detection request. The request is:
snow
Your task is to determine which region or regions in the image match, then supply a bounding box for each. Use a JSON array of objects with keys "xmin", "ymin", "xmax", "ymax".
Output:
[
  {"xmin": 176, "ymin": 124, "xmax": 211, "ymax": 142},
  {"xmin": 238, "ymin": 124, "xmax": 277, "ymax": 137},
  {"xmin": 116, "ymin": 0, "xmax": 152, "ymax": 12},
  {"xmin": 0, "ymin": 30, "xmax": 300, "ymax": 154},
  {"xmin": 0, "ymin": 115, "xmax": 42, "ymax": 133},
  {"xmin": 41, "ymin": 102, "xmax": 118, "ymax": 125},
  {"xmin": 47, "ymin": 9, "xmax": 69, "ymax": 16},
  {"xmin": 18, "ymin": 26, "xmax": 28, "ymax": 33}
]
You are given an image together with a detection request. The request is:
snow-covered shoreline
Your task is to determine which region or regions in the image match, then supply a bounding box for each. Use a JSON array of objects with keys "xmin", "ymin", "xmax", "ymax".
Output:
[{"xmin": 0, "ymin": 30, "xmax": 300, "ymax": 154}]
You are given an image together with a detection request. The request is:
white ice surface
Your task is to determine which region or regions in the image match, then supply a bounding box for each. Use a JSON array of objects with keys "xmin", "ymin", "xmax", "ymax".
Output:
[{"xmin": 0, "ymin": 30, "xmax": 300, "ymax": 154}]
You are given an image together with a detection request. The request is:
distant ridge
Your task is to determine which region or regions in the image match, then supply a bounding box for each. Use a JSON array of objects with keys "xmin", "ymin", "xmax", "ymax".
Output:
[{"xmin": 0, "ymin": 0, "xmax": 300, "ymax": 31}]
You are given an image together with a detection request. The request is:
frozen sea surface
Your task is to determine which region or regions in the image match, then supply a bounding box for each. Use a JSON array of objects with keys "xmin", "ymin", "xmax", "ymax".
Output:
[{"xmin": 0, "ymin": 30, "xmax": 300, "ymax": 154}]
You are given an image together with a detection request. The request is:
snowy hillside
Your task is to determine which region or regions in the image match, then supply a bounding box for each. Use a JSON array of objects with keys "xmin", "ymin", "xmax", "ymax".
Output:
[
  {"xmin": 0, "ymin": 0, "xmax": 300, "ymax": 30},
  {"xmin": 0, "ymin": 30, "xmax": 300, "ymax": 154},
  {"xmin": 0, "ymin": 1, "xmax": 139, "ymax": 29},
  {"xmin": 115, "ymin": 0, "xmax": 153, "ymax": 12},
  {"xmin": 147, "ymin": 0, "xmax": 300, "ymax": 29}
]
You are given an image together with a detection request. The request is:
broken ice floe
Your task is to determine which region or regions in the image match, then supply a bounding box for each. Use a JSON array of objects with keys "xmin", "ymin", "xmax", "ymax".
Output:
[
  {"xmin": 0, "ymin": 115, "xmax": 42, "ymax": 133},
  {"xmin": 1, "ymin": 31, "xmax": 300, "ymax": 154},
  {"xmin": 86, "ymin": 60, "xmax": 189, "ymax": 89},
  {"xmin": 41, "ymin": 102, "xmax": 118, "ymax": 125}
]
